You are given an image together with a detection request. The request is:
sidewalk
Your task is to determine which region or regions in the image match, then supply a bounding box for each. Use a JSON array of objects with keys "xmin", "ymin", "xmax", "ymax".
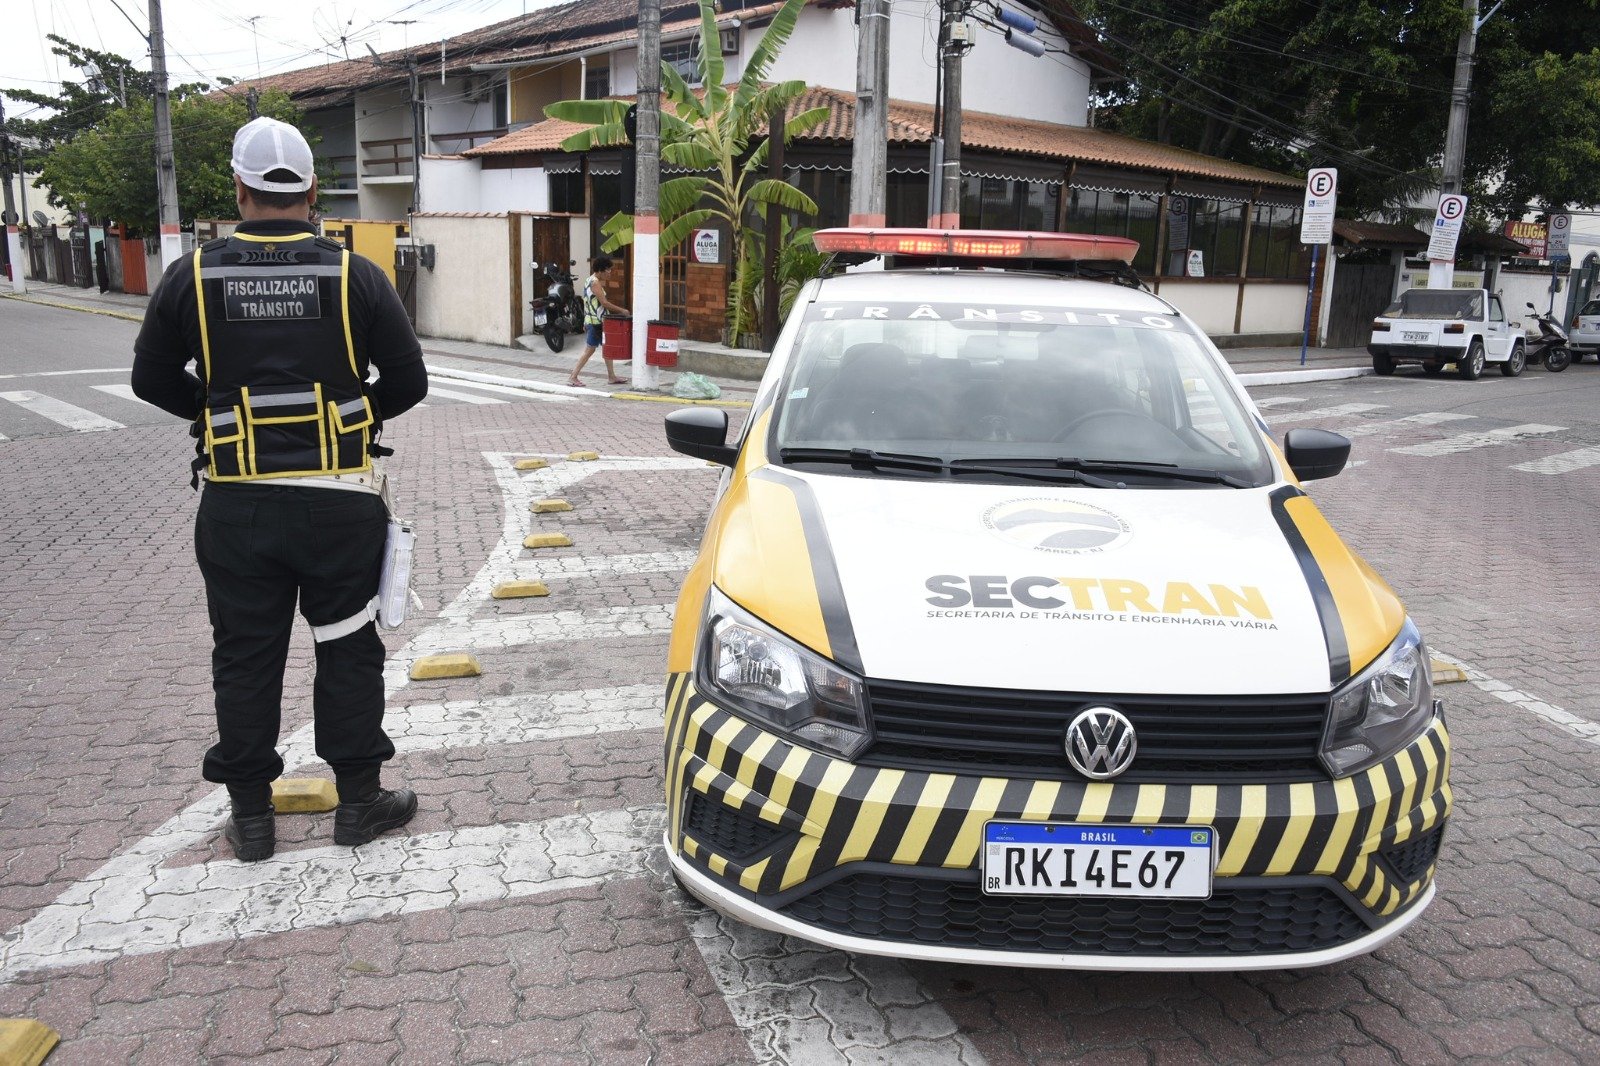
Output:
[{"xmin": 2, "ymin": 281, "xmax": 1370, "ymax": 396}]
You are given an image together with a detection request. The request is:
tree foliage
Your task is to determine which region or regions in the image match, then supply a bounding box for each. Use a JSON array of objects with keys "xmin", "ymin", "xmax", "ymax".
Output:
[
  {"xmin": 6, "ymin": 35, "xmax": 207, "ymax": 151},
  {"xmin": 1077, "ymin": 0, "xmax": 1600, "ymax": 218},
  {"xmin": 39, "ymin": 90, "xmax": 305, "ymax": 233},
  {"xmin": 545, "ymin": 0, "xmax": 829, "ymax": 338}
]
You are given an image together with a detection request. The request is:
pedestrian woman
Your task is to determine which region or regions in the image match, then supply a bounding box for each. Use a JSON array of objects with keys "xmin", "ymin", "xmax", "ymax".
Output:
[{"xmin": 567, "ymin": 255, "xmax": 629, "ymax": 386}]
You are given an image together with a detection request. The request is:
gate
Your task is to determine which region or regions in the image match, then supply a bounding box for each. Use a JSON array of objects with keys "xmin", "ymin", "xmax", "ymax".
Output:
[
  {"xmin": 660, "ymin": 249, "xmax": 688, "ymax": 326},
  {"xmin": 1326, "ymin": 262, "xmax": 1396, "ymax": 348}
]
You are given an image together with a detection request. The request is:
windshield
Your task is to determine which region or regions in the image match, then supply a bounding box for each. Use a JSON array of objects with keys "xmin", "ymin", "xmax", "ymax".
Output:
[
  {"xmin": 1381, "ymin": 289, "xmax": 1482, "ymax": 320},
  {"xmin": 772, "ymin": 299, "xmax": 1273, "ymax": 487},
  {"xmin": 1580, "ymin": 301, "xmax": 1600, "ymax": 317}
]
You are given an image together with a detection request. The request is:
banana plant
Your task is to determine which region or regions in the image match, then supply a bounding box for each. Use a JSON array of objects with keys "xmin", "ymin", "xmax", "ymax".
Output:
[{"xmin": 544, "ymin": 0, "xmax": 830, "ymax": 339}]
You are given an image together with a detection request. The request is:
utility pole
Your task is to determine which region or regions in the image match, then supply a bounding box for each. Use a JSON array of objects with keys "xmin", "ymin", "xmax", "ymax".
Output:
[
  {"xmin": 761, "ymin": 105, "xmax": 785, "ymax": 351},
  {"xmin": 1, "ymin": 94, "xmax": 26, "ymax": 293},
  {"xmin": 149, "ymin": 0, "xmax": 184, "ymax": 273},
  {"xmin": 408, "ymin": 60, "xmax": 423, "ymax": 215},
  {"xmin": 849, "ymin": 0, "xmax": 889, "ymax": 227},
  {"xmin": 933, "ymin": 0, "xmax": 970, "ymax": 228},
  {"xmin": 1428, "ymin": 0, "xmax": 1500, "ymax": 288},
  {"xmin": 631, "ymin": 0, "xmax": 662, "ymax": 389},
  {"xmin": 246, "ymin": 87, "xmax": 260, "ymax": 120}
]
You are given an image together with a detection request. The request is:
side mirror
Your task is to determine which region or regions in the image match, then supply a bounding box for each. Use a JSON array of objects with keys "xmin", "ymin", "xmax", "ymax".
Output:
[
  {"xmin": 666, "ymin": 407, "xmax": 738, "ymax": 467},
  {"xmin": 1527, "ymin": 302, "xmax": 1537, "ymax": 311},
  {"xmin": 1284, "ymin": 428, "xmax": 1350, "ymax": 481}
]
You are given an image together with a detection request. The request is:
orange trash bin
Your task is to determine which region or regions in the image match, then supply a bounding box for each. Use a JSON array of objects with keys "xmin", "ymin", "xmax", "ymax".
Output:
[
  {"xmin": 602, "ymin": 315, "xmax": 632, "ymax": 362},
  {"xmin": 646, "ymin": 319, "xmax": 681, "ymax": 367}
]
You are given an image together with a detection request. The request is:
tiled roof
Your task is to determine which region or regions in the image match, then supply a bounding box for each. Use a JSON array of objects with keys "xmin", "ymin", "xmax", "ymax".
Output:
[{"xmin": 467, "ymin": 84, "xmax": 1301, "ymax": 189}]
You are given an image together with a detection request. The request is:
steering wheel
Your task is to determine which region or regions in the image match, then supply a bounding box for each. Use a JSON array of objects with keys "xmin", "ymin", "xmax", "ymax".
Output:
[{"xmin": 1051, "ymin": 408, "xmax": 1154, "ymax": 444}]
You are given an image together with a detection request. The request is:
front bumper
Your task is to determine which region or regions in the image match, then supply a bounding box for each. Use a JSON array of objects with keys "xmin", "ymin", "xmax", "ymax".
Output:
[{"xmin": 664, "ymin": 674, "xmax": 1452, "ymax": 970}]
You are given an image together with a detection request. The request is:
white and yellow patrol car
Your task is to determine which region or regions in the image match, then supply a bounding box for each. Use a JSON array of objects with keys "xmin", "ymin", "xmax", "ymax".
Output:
[{"xmin": 661, "ymin": 229, "xmax": 1449, "ymax": 970}]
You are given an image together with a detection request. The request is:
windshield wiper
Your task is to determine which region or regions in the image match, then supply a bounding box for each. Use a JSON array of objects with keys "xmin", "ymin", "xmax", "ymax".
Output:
[
  {"xmin": 946, "ymin": 458, "xmax": 1120, "ymax": 488},
  {"xmin": 779, "ymin": 447, "xmax": 947, "ymax": 474},
  {"xmin": 973, "ymin": 457, "xmax": 1254, "ymax": 489}
]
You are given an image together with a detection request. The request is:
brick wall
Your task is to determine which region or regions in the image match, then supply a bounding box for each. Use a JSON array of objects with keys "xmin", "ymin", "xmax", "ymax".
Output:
[{"xmin": 685, "ymin": 261, "xmax": 729, "ymax": 342}]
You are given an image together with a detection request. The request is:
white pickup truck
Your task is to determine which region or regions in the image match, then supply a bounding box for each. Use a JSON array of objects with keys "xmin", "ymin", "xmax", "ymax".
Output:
[{"xmin": 1367, "ymin": 288, "xmax": 1525, "ymax": 380}]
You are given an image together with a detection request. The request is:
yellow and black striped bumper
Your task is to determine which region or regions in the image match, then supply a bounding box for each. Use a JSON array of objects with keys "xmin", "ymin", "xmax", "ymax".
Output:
[{"xmin": 664, "ymin": 672, "xmax": 1451, "ymax": 962}]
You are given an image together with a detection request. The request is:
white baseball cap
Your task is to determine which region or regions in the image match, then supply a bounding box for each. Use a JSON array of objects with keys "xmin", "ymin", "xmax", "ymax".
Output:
[{"xmin": 231, "ymin": 117, "xmax": 315, "ymax": 193}]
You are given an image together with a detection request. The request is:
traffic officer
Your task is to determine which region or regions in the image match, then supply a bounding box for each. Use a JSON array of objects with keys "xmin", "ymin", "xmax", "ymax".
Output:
[{"xmin": 131, "ymin": 117, "xmax": 429, "ymax": 862}]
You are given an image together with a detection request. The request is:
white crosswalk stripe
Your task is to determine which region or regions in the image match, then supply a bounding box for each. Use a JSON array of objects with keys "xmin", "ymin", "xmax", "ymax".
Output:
[
  {"xmin": 1338, "ymin": 411, "xmax": 1474, "ymax": 438},
  {"xmin": 426, "ymin": 376, "xmax": 573, "ymax": 404},
  {"xmin": 1250, "ymin": 395, "xmax": 1306, "ymax": 408},
  {"xmin": 423, "ymin": 384, "xmax": 507, "ymax": 405},
  {"xmin": 0, "ymin": 389, "xmax": 125, "ymax": 431},
  {"xmin": 90, "ymin": 383, "xmax": 153, "ymax": 407},
  {"xmin": 1268, "ymin": 402, "xmax": 1386, "ymax": 424},
  {"xmin": 1391, "ymin": 423, "xmax": 1565, "ymax": 457},
  {"xmin": 1511, "ymin": 445, "xmax": 1600, "ymax": 475}
]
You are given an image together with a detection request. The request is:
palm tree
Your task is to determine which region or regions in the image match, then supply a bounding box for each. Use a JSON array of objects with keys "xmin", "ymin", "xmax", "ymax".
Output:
[{"xmin": 544, "ymin": 0, "xmax": 829, "ymax": 339}]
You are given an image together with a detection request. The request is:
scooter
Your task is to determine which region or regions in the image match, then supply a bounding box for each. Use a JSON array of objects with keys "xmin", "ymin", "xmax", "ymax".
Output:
[
  {"xmin": 530, "ymin": 261, "xmax": 581, "ymax": 352},
  {"xmin": 1523, "ymin": 302, "xmax": 1572, "ymax": 372}
]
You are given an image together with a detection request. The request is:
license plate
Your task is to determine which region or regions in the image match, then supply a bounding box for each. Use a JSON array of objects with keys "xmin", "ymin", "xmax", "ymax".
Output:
[
  {"xmin": 1402, "ymin": 331, "xmax": 1429, "ymax": 342},
  {"xmin": 982, "ymin": 822, "xmax": 1214, "ymax": 899},
  {"xmin": 533, "ymin": 311, "xmax": 547, "ymax": 326}
]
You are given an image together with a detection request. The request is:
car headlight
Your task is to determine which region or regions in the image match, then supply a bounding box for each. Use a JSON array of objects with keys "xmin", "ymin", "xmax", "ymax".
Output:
[
  {"xmin": 697, "ymin": 587, "xmax": 872, "ymax": 760},
  {"xmin": 1321, "ymin": 618, "xmax": 1436, "ymax": 777}
]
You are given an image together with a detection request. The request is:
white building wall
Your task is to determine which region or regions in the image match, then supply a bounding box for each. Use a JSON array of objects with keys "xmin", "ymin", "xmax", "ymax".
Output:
[
  {"xmin": 481, "ymin": 167, "xmax": 551, "ymax": 213},
  {"xmin": 354, "ymin": 86, "xmax": 416, "ymax": 220},
  {"xmin": 425, "ymin": 73, "xmax": 503, "ymax": 154},
  {"xmin": 413, "ymin": 214, "xmax": 513, "ymax": 345},
  {"xmin": 1239, "ymin": 282, "xmax": 1311, "ymax": 335},
  {"xmin": 419, "ymin": 156, "xmax": 482, "ymax": 213}
]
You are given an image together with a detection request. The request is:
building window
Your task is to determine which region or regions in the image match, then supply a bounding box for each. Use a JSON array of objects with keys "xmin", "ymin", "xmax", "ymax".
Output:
[
  {"xmin": 661, "ymin": 41, "xmax": 701, "ymax": 85},
  {"xmin": 1173, "ymin": 197, "xmax": 1246, "ymax": 277},
  {"xmin": 960, "ymin": 176, "xmax": 1060, "ymax": 232},
  {"xmin": 550, "ymin": 172, "xmax": 584, "ymax": 213},
  {"xmin": 1066, "ymin": 188, "xmax": 1158, "ymax": 274},
  {"xmin": 491, "ymin": 81, "xmax": 509, "ymax": 129},
  {"xmin": 584, "ymin": 63, "xmax": 610, "ymax": 100},
  {"xmin": 1248, "ymin": 204, "xmax": 1310, "ymax": 279},
  {"xmin": 785, "ymin": 168, "xmax": 850, "ymax": 229}
]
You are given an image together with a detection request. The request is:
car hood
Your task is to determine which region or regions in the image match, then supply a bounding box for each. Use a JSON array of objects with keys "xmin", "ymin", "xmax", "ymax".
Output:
[{"xmin": 710, "ymin": 468, "xmax": 1405, "ymax": 695}]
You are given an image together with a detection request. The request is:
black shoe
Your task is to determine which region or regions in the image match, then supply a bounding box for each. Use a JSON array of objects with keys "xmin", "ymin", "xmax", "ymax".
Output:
[
  {"xmin": 224, "ymin": 808, "xmax": 276, "ymax": 862},
  {"xmin": 333, "ymin": 788, "xmax": 417, "ymax": 846}
]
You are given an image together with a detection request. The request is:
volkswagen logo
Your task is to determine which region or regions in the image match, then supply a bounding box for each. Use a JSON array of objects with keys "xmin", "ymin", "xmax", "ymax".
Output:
[{"xmin": 1065, "ymin": 707, "xmax": 1137, "ymax": 779}]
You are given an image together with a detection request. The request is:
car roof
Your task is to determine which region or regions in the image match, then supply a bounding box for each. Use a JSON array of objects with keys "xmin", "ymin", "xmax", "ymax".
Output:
[{"xmin": 813, "ymin": 268, "xmax": 1180, "ymax": 315}]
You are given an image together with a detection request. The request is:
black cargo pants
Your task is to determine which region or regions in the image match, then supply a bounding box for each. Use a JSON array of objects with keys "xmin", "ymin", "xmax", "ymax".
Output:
[{"xmin": 195, "ymin": 482, "xmax": 394, "ymax": 789}]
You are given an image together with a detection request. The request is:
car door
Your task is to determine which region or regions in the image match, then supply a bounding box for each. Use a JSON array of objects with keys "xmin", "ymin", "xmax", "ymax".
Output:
[{"xmin": 1487, "ymin": 296, "xmax": 1511, "ymax": 358}]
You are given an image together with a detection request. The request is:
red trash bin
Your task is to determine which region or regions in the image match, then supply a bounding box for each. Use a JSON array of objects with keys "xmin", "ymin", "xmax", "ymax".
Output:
[
  {"xmin": 602, "ymin": 315, "xmax": 632, "ymax": 362},
  {"xmin": 646, "ymin": 319, "xmax": 681, "ymax": 367}
]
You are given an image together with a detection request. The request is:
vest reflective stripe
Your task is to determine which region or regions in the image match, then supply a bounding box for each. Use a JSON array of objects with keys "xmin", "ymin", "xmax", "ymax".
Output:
[{"xmin": 194, "ymin": 233, "xmax": 371, "ymax": 482}]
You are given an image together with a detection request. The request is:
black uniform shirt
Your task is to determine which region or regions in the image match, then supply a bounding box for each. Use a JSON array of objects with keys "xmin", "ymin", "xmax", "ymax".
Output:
[{"xmin": 131, "ymin": 219, "xmax": 428, "ymax": 422}]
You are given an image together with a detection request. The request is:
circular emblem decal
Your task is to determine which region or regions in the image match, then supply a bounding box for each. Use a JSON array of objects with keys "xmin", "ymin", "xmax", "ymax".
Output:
[
  {"xmin": 983, "ymin": 498, "xmax": 1132, "ymax": 554},
  {"xmin": 1065, "ymin": 707, "xmax": 1137, "ymax": 780}
]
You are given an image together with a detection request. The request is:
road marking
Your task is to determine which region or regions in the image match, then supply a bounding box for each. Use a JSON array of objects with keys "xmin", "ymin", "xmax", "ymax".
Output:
[
  {"xmin": 1268, "ymin": 402, "xmax": 1386, "ymax": 424},
  {"xmin": 1511, "ymin": 445, "xmax": 1600, "ymax": 475},
  {"xmin": 90, "ymin": 383, "xmax": 152, "ymax": 407},
  {"xmin": 1337, "ymin": 411, "xmax": 1475, "ymax": 438},
  {"xmin": 401, "ymin": 604, "xmax": 676, "ymax": 659},
  {"xmin": 426, "ymin": 376, "xmax": 574, "ymax": 404},
  {"xmin": 1390, "ymin": 423, "xmax": 1564, "ymax": 457},
  {"xmin": 0, "ymin": 390, "xmax": 125, "ymax": 431},
  {"xmin": 0, "ymin": 367, "xmax": 130, "ymax": 380},
  {"xmin": 1249, "ymin": 395, "xmax": 1306, "ymax": 408},
  {"xmin": 423, "ymin": 384, "xmax": 508, "ymax": 405},
  {"xmin": 509, "ymin": 549, "xmax": 698, "ymax": 583},
  {"xmin": 1431, "ymin": 653, "xmax": 1600, "ymax": 748}
]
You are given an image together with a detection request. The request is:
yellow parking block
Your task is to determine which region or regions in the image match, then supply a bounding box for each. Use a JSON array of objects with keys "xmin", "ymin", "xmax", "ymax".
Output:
[
  {"xmin": 513, "ymin": 458, "xmax": 550, "ymax": 471},
  {"xmin": 530, "ymin": 499, "xmax": 573, "ymax": 514},
  {"xmin": 523, "ymin": 533, "xmax": 573, "ymax": 549},
  {"xmin": 271, "ymin": 778, "xmax": 339, "ymax": 813},
  {"xmin": 409, "ymin": 653, "xmax": 482, "ymax": 680},
  {"xmin": 1430, "ymin": 658, "xmax": 1468, "ymax": 684},
  {"xmin": 567, "ymin": 450, "xmax": 600, "ymax": 461},
  {"xmin": 492, "ymin": 580, "xmax": 550, "ymax": 599},
  {"xmin": 0, "ymin": 1020, "xmax": 60, "ymax": 1066}
]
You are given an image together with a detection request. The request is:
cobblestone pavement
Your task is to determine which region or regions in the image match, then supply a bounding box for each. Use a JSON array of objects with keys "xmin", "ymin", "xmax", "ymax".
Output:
[{"xmin": 2, "ymin": 330, "xmax": 1600, "ymax": 1062}]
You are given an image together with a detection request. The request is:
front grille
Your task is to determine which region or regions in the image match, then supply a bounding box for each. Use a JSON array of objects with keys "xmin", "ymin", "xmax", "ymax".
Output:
[
  {"xmin": 683, "ymin": 792, "xmax": 789, "ymax": 862},
  {"xmin": 1380, "ymin": 827, "xmax": 1444, "ymax": 884},
  {"xmin": 862, "ymin": 680, "xmax": 1328, "ymax": 781},
  {"xmin": 781, "ymin": 873, "xmax": 1369, "ymax": 955}
]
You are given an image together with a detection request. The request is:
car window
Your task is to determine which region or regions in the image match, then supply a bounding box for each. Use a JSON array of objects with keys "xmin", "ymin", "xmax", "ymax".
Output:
[
  {"xmin": 1490, "ymin": 297, "xmax": 1504, "ymax": 322},
  {"xmin": 772, "ymin": 299, "xmax": 1272, "ymax": 486},
  {"xmin": 1581, "ymin": 301, "xmax": 1600, "ymax": 317},
  {"xmin": 1382, "ymin": 290, "xmax": 1482, "ymax": 319}
]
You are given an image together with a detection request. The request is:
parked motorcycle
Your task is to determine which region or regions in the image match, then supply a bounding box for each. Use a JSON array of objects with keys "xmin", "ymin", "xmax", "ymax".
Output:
[
  {"xmin": 1524, "ymin": 302, "xmax": 1572, "ymax": 372},
  {"xmin": 530, "ymin": 260, "xmax": 581, "ymax": 352}
]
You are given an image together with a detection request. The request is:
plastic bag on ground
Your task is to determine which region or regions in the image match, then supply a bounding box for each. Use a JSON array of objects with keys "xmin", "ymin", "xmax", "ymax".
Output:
[{"xmin": 672, "ymin": 372, "xmax": 722, "ymax": 400}]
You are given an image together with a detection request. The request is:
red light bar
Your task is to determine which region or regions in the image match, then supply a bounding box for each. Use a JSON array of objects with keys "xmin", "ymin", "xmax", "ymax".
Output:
[{"xmin": 812, "ymin": 228, "xmax": 1139, "ymax": 264}]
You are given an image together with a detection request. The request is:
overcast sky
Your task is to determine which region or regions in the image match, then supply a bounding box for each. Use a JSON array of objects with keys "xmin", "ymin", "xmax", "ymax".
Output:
[{"xmin": 2, "ymin": 0, "xmax": 561, "ymax": 120}]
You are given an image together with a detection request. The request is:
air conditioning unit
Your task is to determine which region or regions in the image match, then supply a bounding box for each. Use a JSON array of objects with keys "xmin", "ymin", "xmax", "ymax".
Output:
[{"xmin": 719, "ymin": 27, "xmax": 741, "ymax": 54}]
